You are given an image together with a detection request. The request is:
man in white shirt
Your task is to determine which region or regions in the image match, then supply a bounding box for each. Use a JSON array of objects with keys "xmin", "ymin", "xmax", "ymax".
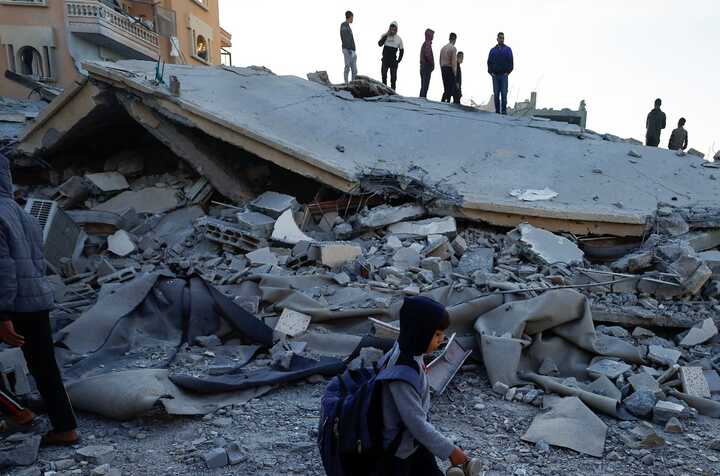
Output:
[{"xmin": 378, "ymin": 21, "xmax": 404, "ymax": 90}]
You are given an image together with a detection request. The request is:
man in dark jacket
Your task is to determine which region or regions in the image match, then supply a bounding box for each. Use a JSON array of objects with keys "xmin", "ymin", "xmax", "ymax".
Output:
[
  {"xmin": 487, "ymin": 32, "xmax": 513, "ymax": 114},
  {"xmin": 340, "ymin": 11, "xmax": 357, "ymax": 84},
  {"xmin": 378, "ymin": 21, "xmax": 404, "ymax": 90},
  {"xmin": 419, "ymin": 29, "xmax": 435, "ymax": 98},
  {"xmin": 0, "ymin": 153, "xmax": 78, "ymax": 446},
  {"xmin": 668, "ymin": 118, "xmax": 689, "ymax": 151},
  {"xmin": 646, "ymin": 98, "xmax": 667, "ymax": 147}
]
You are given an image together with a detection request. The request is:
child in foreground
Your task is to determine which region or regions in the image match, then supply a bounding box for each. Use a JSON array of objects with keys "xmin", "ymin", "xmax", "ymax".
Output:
[{"xmin": 380, "ymin": 296, "xmax": 470, "ymax": 475}]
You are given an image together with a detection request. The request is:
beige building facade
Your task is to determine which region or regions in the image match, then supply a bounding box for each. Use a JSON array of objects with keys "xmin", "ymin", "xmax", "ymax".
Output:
[{"xmin": 0, "ymin": 0, "xmax": 232, "ymax": 98}]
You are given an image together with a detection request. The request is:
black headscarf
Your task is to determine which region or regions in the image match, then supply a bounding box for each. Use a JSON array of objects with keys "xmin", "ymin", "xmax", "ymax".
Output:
[{"xmin": 398, "ymin": 296, "xmax": 449, "ymax": 357}]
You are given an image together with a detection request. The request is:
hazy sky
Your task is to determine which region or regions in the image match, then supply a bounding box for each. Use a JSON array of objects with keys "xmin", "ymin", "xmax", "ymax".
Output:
[{"xmin": 219, "ymin": 0, "xmax": 719, "ymax": 157}]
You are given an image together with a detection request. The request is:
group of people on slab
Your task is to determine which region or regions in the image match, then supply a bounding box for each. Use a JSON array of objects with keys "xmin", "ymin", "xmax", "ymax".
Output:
[
  {"xmin": 340, "ymin": 11, "xmax": 513, "ymax": 114},
  {"xmin": 645, "ymin": 98, "xmax": 690, "ymax": 151}
]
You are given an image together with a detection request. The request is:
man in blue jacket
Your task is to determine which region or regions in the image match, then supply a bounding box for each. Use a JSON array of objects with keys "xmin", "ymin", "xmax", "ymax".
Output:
[
  {"xmin": 487, "ymin": 32, "xmax": 513, "ymax": 114},
  {"xmin": 0, "ymin": 152, "xmax": 78, "ymax": 446}
]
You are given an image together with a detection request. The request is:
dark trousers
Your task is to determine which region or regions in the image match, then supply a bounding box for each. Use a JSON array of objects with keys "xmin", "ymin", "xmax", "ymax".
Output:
[
  {"xmin": 381, "ymin": 59, "xmax": 398, "ymax": 90},
  {"xmin": 419, "ymin": 64, "xmax": 433, "ymax": 98},
  {"xmin": 453, "ymin": 84, "xmax": 462, "ymax": 104},
  {"xmin": 384, "ymin": 445, "xmax": 443, "ymax": 476},
  {"xmin": 441, "ymin": 66, "xmax": 455, "ymax": 102},
  {"xmin": 646, "ymin": 133, "xmax": 661, "ymax": 147},
  {"xmin": 492, "ymin": 73, "xmax": 509, "ymax": 114},
  {"xmin": 11, "ymin": 310, "xmax": 77, "ymax": 432}
]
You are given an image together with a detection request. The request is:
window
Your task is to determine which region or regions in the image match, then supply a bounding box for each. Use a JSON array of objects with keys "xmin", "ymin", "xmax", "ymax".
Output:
[
  {"xmin": 17, "ymin": 46, "xmax": 43, "ymax": 79},
  {"xmin": 196, "ymin": 35, "xmax": 208, "ymax": 61}
]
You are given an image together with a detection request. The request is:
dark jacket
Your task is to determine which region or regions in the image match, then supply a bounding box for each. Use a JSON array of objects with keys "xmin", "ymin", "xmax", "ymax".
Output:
[
  {"xmin": 646, "ymin": 108, "xmax": 667, "ymax": 135},
  {"xmin": 420, "ymin": 29, "xmax": 434, "ymax": 69},
  {"xmin": 668, "ymin": 127, "xmax": 688, "ymax": 151},
  {"xmin": 340, "ymin": 21, "xmax": 355, "ymax": 51},
  {"xmin": 487, "ymin": 44, "xmax": 513, "ymax": 75},
  {"xmin": 0, "ymin": 153, "xmax": 53, "ymax": 316}
]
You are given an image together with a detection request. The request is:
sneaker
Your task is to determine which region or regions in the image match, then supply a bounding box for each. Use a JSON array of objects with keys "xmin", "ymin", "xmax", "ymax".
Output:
[{"xmin": 41, "ymin": 430, "xmax": 80, "ymax": 447}]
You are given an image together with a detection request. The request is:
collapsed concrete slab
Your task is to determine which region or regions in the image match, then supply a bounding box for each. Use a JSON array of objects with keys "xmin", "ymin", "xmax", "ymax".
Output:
[{"xmin": 18, "ymin": 60, "xmax": 720, "ymax": 237}]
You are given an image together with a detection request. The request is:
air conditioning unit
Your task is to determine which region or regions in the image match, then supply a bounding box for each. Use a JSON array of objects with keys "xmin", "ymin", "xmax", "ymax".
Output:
[{"xmin": 24, "ymin": 199, "xmax": 82, "ymax": 273}]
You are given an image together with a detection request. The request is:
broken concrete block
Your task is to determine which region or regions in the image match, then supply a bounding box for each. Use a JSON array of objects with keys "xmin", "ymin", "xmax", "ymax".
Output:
[
  {"xmin": 236, "ymin": 211, "xmax": 275, "ymax": 238},
  {"xmin": 76, "ymin": 445, "xmax": 115, "ymax": 465},
  {"xmin": 421, "ymin": 257, "xmax": 452, "ymax": 278},
  {"xmin": 275, "ymin": 309, "xmax": 312, "ymax": 337},
  {"xmin": 587, "ymin": 359, "xmax": 631, "ymax": 379},
  {"xmin": 271, "ymin": 209, "xmax": 314, "ymax": 245},
  {"xmin": 624, "ymin": 390, "xmax": 657, "ymax": 417},
  {"xmin": 679, "ymin": 318, "xmax": 718, "ymax": 347},
  {"xmin": 202, "ymin": 447, "xmax": 229, "ymax": 469},
  {"xmin": 225, "ymin": 442, "xmax": 247, "ymax": 465},
  {"xmin": 198, "ymin": 217, "xmax": 264, "ymax": 252},
  {"xmin": 625, "ymin": 422, "xmax": 665, "ymax": 449},
  {"xmin": 492, "ymin": 381, "xmax": 509, "ymax": 395},
  {"xmin": 94, "ymin": 187, "xmax": 180, "ymax": 214},
  {"xmin": 106, "ymin": 230, "xmax": 135, "ymax": 257},
  {"xmin": 698, "ymin": 249, "xmax": 720, "ymax": 276},
  {"xmin": 317, "ymin": 242, "xmax": 362, "ymax": 268},
  {"xmin": 246, "ymin": 247, "xmax": 278, "ymax": 266},
  {"xmin": 424, "ymin": 235, "xmax": 452, "ymax": 260},
  {"xmin": 392, "ymin": 247, "xmax": 421, "ymax": 270},
  {"xmin": 652, "ymin": 400, "xmax": 685, "ymax": 423},
  {"xmin": 387, "ymin": 216, "xmax": 456, "ymax": 237},
  {"xmin": 664, "ymin": 417, "xmax": 684, "ymax": 433},
  {"xmin": 611, "ymin": 250, "xmax": 654, "ymax": 273},
  {"xmin": 456, "ymin": 247, "xmax": 494, "ymax": 275},
  {"xmin": 632, "ymin": 327, "xmax": 655, "ymax": 338},
  {"xmin": 0, "ymin": 435, "xmax": 40, "ymax": 467},
  {"xmin": 510, "ymin": 223, "xmax": 584, "ymax": 266},
  {"xmin": 628, "ymin": 372, "xmax": 662, "ymax": 397},
  {"xmin": 85, "ymin": 172, "xmax": 129, "ymax": 192},
  {"xmin": 628, "ymin": 149, "xmax": 642, "ymax": 158},
  {"xmin": 384, "ymin": 235, "xmax": 403, "ymax": 250},
  {"xmin": 647, "ymin": 345, "xmax": 682, "ymax": 367},
  {"xmin": 679, "ymin": 366, "xmax": 711, "ymax": 398},
  {"xmin": 356, "ymin": 204, "xmax": 426, "ymax": 229},
  {"xmin": 587, "ymin": 375, "xmax": 622, "ymax": 401},
  {"xmin": 249, "ymin": 191, "xmax": 298, "ymax": 219},
  {"xmin": 451, "ymin": 235, "xmax": 467, "ymax": 256},
  {"xmin": 704, "ymin": 369, "xmax": 720, "ymax": 394}
]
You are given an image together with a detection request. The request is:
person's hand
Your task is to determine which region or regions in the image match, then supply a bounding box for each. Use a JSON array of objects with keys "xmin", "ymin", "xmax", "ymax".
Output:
[
  {"xmin": 450, "ymin": 447, "xmax": 468, "ymax": 466},
  {"xmin": 0, "ymin": 320, "xmax": 25, "ymax": 347}
]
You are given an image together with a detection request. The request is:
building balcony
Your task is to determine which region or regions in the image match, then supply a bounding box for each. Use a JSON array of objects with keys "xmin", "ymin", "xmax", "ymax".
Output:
[
  {"xmin": 220, "ymin": 26, "xmax": 232, "ymax": 48},
  {"xmin": 66, "ymin": 0, "xmax": 160, "ymax": 60}
]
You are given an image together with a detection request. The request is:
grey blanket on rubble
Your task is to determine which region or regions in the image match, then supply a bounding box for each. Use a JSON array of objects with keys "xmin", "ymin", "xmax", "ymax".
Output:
[{"xmin": 55, "ymin": 273, "xmax": 343, "ymax": 420}]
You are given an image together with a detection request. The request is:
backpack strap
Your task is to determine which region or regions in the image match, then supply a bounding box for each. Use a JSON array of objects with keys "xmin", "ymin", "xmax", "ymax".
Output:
[{"xmin": 376, "ymin": 365, "xmax": 424, "ymax": 396}]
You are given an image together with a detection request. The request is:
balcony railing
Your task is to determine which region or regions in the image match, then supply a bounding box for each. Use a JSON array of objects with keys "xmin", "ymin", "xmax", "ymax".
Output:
[
  {"xmin": 66, "ymin": 0, "xmax": 160, "ymax": 52},
  {"xmin": 0, "ymin": 0, "xmax": 48, "ymax": 5}
]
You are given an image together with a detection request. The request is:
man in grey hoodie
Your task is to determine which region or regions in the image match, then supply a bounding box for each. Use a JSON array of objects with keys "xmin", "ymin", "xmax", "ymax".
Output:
[
  {"xmin": 381, "ymin": 296, "xmax": 469, "ymax": 474},
  {"xmin": 340, "ymin": 11, "xmax": 357, "ymax": 83},
  {"xmin": 0, "ymin": 152, "xmax": 78, "ymax": 446}
]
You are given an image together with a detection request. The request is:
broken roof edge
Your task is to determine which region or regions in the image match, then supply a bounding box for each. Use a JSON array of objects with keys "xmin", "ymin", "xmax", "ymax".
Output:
[{"xmin": 81, "ymin": 61, "xmax": 358, "ymax": 190}]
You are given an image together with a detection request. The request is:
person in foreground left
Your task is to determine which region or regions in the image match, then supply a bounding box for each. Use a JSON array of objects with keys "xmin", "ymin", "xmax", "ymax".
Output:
[{"xmin": 0, "ymin": 152, "xmax": 79, "ymax": 446}]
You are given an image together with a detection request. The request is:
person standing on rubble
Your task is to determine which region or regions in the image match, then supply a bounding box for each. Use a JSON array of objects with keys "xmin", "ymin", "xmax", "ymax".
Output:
[
  {"xmin": 0, "ymin": 153, "xmax": 79, "ymax": 446},
  {"xmin": 378, "ymin": 21, "xmax": 404, "ymax": 90},
  {"xmin": 668, "ymin": 117, "xmax": 689, "ymax": 151},
  {"xmin": 645, "ymin": 98, "xmax": 667, "ymax": 147},
  {"xmin": 440, "ymin": 33, "xmax": 458, "ymax": 102},
  {"xmin": 419, "ymin": 28, "xmax": 435, "ymax": 98},
  {"xmin": 340, "ymin": 11, "xmax": 357, "ymax": 84},
  {"xmin": 380, "ymin": 296, "xmax": 474, "ymax": 475},
  {"xmin": 453, "ymin": 51, "xmax": 464, "ymax": 104},
  {"xmin": 487, "ymin": 32, "xmax": 513, "ymax": 114}
]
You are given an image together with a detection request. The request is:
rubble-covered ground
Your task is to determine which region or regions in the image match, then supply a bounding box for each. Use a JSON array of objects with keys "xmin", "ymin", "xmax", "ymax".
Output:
[
  {"xmin": 2, "ymin": 94, "xmax": 720, "ymax": 476},
  {"xmin": 7, "ymin": 367, "xmax": 720, "ymax": 476}
]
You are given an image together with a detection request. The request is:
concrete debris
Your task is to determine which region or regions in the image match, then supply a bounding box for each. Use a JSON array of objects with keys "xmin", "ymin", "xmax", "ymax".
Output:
[
  {"xmin": 652, "ymin": 400, "xmax": 686, "ymax": 423},
  {"xmin": 624, "ymin": 390, "xmax": 657, "ymax": 417},
  {"xmin": 85, "ymin": 172, "xmax": 130, "ymax": 192},
  {"xmin": 76, "ymin": 445, "xmax": 115, "ymax": 465},
  {"xmin": 94, "ymin": 187, "xmax": 180, "ymax": 214},
  {"xmin": 647, "ymin": 345, "xmax": 682, "ymax": 367},
  {"xmin": 201, "ymin": 447, "xmax": 229, "ymax": 469},
  {"xmin": 236, "ymin": 211, "xmax": 276, "ymax": 239},
  {"xmin": 246, "ymin": 247, "xmax": 279, "ymax": 267},
  {"xmin": 356, "ymin": 204, "xmax": 426, "ymax": 229},
  {"xmin": 249, "ymin": 191, "xmax": 298, "ymax": 219},
  {"xmin": 511, "ymin": 223, "xmax": 584, "ymax": 266},
  {"xmin": 106, "ymin": 230, "xmax": 136, "ymax": 257},
  {"xmin": 271, "ymin": 209, "xmax": 315, "ymax": 245},
  {"xmin": 679, "ymin": 318, "xmax": 718, "ymax": 346},
  {"xmin": 275, "ymin": 309, "xmax": 312, "ymax": 337},
  {"xmin": 317, "ymin": 242, "xmax": 362, "ymax": 268},
  {"xmin": 679, "ymin": 366, "xmax": 711, "ymax": 398},
  {"xmin": 387, "ymin": 217, "xmax": 457, "ymax": 237},
  {"xmin": 664, "ymin": 416, "xmax": 684, "ymax": 433},
  {"xmin": 587, "ymin": 359, "xmax": 631, "ymax": 379}
]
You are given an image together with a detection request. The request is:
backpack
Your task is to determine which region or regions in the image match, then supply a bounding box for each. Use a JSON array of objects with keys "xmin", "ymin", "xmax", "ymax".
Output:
[{"xmin": 318, "ymin": 358, "xmax": 423, "ymax": 476}]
